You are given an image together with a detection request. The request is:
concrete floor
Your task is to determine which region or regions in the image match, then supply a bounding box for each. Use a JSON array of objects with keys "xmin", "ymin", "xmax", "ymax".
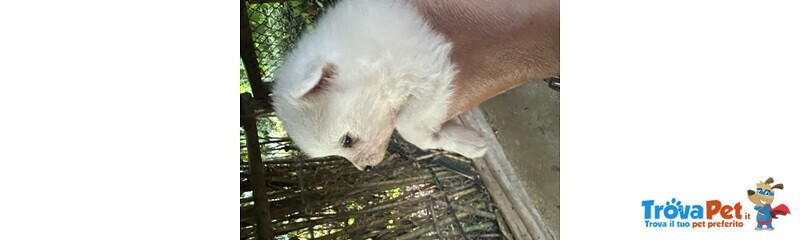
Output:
[{"xmin": 478, "ymin": 80, "xmax": 560, "ymax": 238}]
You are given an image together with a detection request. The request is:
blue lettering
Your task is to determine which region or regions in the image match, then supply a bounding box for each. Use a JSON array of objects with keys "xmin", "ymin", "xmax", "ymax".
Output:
[
  {"xmin": 690, "ymin": 205, "xmax": 704, "ymax": 219},
  {"xmin": 642, "ymin": 200, "xmax": 655, "ymax": 219},
  {"xmin": 643, "ymin": 199, "xmax": 705, "ymax": 220}
]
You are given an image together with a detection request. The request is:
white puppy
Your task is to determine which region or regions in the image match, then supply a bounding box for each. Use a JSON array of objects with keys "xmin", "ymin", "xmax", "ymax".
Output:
[{"xmin": 272, "ymin": 0, "xmax": 487, "ymax": 170}]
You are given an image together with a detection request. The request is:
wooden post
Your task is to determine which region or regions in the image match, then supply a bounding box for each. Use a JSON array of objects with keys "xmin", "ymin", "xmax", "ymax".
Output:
[
  {"xmin": 241, "ymin": 0, "xmax": 273, "ymax": 112},
  {"xmin": 241, "ymin": 93, "xmax": 275, "ymax": 240}
]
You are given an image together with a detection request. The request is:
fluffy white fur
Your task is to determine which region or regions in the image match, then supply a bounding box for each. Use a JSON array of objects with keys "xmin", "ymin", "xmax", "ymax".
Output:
[{"xmin": 272, "ymin": 0, "xmax": 487, "ymax": 170}]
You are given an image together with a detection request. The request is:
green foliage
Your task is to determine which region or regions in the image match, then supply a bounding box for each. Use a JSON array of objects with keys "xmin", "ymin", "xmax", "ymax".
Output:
[
  {"xmin": 240, "ymin": 59, "xmax": 251, "ymax": 93},
  {"xmin": 245, "ymin": 1, "xmax": 324, "ymax": 85}
]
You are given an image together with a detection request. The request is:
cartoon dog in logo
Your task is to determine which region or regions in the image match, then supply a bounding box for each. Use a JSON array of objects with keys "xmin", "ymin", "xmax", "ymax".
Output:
[{"xmin": 747, "ymin": 177, "xmax": 791, "ymax": 231}]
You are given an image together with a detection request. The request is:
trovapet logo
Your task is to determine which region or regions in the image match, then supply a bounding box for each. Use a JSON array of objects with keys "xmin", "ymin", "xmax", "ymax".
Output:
[
  {"xmin": 641, "ymin": 177, "xmax": 792, "ymax": 230},
  {"xmin": 641, "ymin": 198, "xmax": 746, "ymax": 229}
]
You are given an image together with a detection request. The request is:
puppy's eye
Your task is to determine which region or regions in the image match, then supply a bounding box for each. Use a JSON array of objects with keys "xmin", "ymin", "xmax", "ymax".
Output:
[{"xmin": 341, "ymin": 134, "xmax": 354, "ymax": 148}]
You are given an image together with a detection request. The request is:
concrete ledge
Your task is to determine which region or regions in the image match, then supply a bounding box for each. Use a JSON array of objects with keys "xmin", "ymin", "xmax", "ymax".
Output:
[{"xmin": 456, "ymin": 108, "xmax": 556, "ymax": 240}]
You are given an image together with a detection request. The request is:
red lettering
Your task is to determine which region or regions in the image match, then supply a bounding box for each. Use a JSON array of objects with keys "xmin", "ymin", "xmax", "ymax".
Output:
[
  {"xmin": 720, "ymin": 205, "xmax": 733, "ymax": 219},
  {"xmin": 706, "ymin": 200, "xmax": 742, "ymax": 219},
  {"xmin": 706, "ymin": 200, "xmax": 721, "ymax": 219},
  {"xmin": 734, "ymin": 203, "xmax": 742, "ymax": 219}
]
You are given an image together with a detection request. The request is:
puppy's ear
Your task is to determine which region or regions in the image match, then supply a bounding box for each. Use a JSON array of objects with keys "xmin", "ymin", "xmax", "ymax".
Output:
[
  {"xmin": 772, "ymin": 183, "xmax": 784, "ymax": 190},
  {"xmin": 291, "ymin": 61, "xmax": 337, "ymax": 99},
  {"xmin": 765, "ymin": 177, "xmax": 775, "ymax": 184}
]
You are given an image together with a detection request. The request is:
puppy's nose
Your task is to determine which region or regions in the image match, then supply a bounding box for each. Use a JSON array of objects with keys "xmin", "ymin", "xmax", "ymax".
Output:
[
  {"xmin": 363, "ymin": 165, "xmax": 373, "ymax": 172},
  {"xmin": 747, "ymin": 190, "xmax": 755, "ymax": 196}
]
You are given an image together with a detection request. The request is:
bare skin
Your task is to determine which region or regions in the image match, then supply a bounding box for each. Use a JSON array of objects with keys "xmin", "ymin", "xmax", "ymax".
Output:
[{"xmin": 409, "ymin": 0, "xmax": 560, "ymax": 120}]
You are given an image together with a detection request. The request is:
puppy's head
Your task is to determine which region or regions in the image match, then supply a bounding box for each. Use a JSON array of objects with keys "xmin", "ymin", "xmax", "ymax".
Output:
[
  {"xmin": 273, "ymin": 58, "xmax": 399, "ymax": 171},
  {"xmin": 747, "ymin": 177, "xmax": 783, "ymax": 206}
]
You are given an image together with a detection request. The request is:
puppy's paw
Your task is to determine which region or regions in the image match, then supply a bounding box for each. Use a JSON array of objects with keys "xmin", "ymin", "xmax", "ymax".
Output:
[{"xmin": 438, "ymin": 121, "xmax": 488, "ymax": 158}]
